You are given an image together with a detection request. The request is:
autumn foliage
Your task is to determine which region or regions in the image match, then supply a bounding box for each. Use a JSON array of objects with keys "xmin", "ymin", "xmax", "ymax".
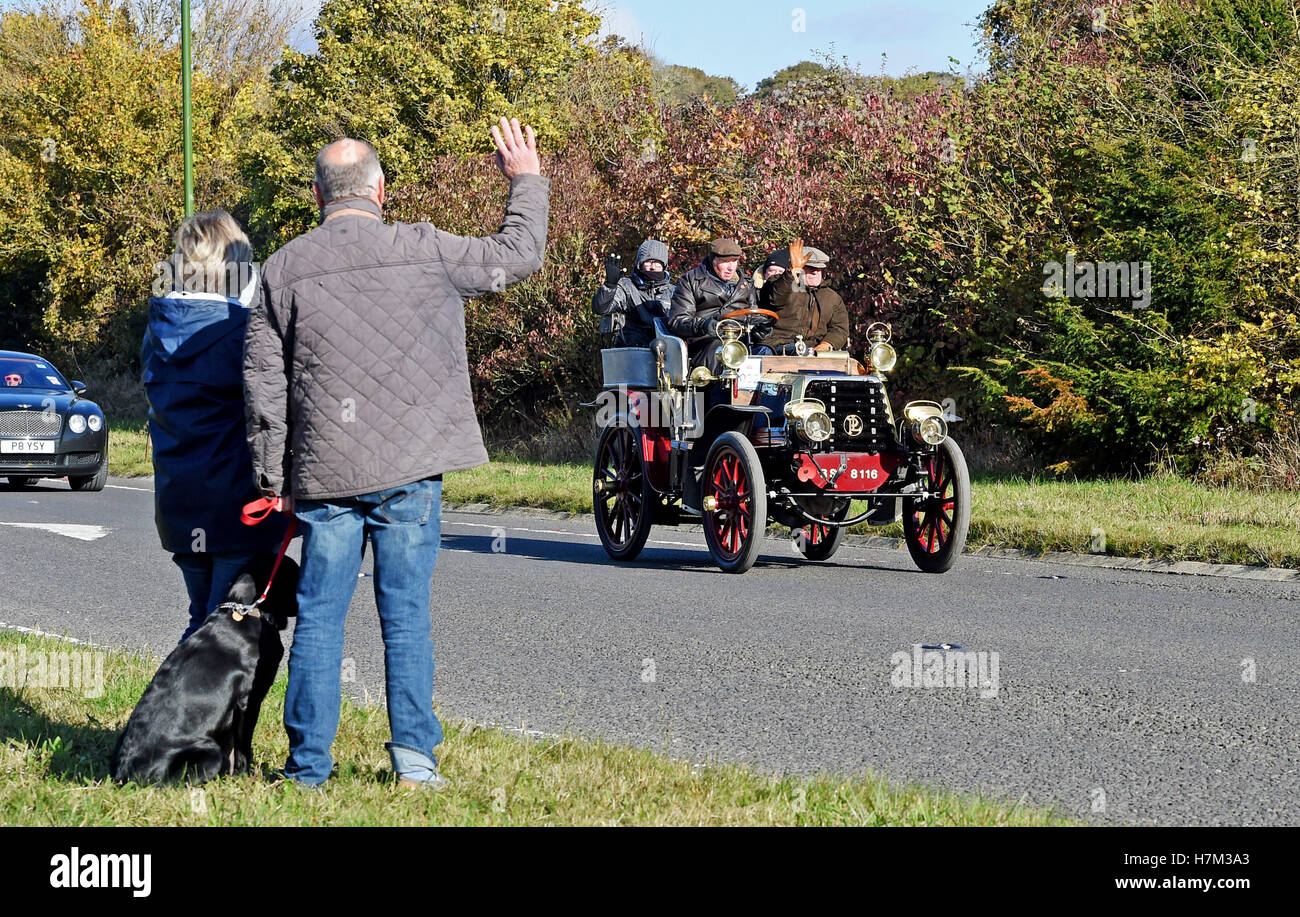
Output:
[{"xmin": 3, "ymin": 0, "xmax": 1300, "ymax": 474}]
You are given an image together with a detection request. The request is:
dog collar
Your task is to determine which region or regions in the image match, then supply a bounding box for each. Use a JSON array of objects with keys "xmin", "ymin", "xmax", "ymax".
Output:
[{"xmin": 216, "ymin": 601, "xmax": 262, "ymax": 623}]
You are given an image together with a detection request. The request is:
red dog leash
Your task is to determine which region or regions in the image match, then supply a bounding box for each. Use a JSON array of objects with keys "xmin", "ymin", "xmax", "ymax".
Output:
[{"xmin": 241, "ymin": 495, "xmax": 298, "ymax": 606}]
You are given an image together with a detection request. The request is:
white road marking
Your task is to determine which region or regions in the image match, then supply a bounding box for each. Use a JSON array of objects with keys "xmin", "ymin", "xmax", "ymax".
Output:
[
  {"xmin": 446, "ymin": 520, "xmax": 599, "ymax": 538},
  {"xmin": 0, "ymin": 521, "xmax": 110, "ymax": 541},
  {"xmin": 106, "ymin": 483, "xmax": 152, "ymax": 492},
  {"xmin": 443, "ymin": 519, "xmax": 701, "ymax": 549},
  {"xmin": 0, "ymin": 620, "xmax": 107, "ymax": 648}
]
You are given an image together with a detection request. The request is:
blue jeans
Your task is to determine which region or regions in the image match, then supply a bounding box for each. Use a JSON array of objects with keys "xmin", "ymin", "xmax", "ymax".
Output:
[
  {"xmin": 283, "ymin": 476, "xmax": 443, "ymax": 786},
  {"xmin": 172, "ymin": 550, "xmax": 262, "ymax": 643}
]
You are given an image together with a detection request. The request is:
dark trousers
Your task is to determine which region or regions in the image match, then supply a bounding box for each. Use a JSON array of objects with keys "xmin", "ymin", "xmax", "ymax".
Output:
[{"xmin": 172, "ymin": 550, "xmax": 263, "ymax": 643}]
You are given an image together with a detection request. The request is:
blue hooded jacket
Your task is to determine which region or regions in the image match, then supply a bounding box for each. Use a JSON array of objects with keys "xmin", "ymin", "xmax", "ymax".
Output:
[{"xmin": 141, "ymin": 272, "xmax": 287, "ymax": 555}]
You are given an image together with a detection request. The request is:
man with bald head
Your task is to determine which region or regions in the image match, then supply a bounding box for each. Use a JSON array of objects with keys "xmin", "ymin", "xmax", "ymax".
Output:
[
  {"xmin": 244, "ymin": 118, "xmax": 549, "ymax": 789},
  {"xmin": 312, "ymin": 137, "xmax": 388, "ymax": 214}
]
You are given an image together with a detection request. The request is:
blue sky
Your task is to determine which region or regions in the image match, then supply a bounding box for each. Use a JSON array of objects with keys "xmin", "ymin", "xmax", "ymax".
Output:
[
  {"xmin": 591, "ymin": 0, "xmax": 992, "ymax": 91},
  {"xmin": 0, "ymin": 0, "xmax": 992, "ymax": 91}
]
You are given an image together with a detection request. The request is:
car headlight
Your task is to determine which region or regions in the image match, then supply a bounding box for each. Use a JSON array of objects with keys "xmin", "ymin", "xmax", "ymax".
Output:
[
  {"xmin": 784, "ymin": 399, "xmax": 832, "ymax": 443},
  {"xmin": 870, "ymin": 342, "xmax": 897, "ymax": 373},
  {"xmin": 784, "ymin": 399, "xmax": 824, "ymax": 421},
  {"xmin": 86, "ymin": 414, "xmax": 103, "ymax": 432},
  {"xmin": 800, "ymin": 410, "xmax": 833, "ymax": 442},
  {"xmin": 68, "ymin": 414, "xmax": 86, "ymax": 434},
  {"xmin": 719, "ymin": 339, "xmax": 749, "ymax": 370},
  {"xmin": 918, "ymin": 415, "xmax": 947, "ymax": 445}
]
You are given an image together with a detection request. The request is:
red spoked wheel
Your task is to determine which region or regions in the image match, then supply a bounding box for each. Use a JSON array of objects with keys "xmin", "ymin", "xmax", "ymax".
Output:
[
  {"xmin": 593, "ymin": 425, "xmax": 654, "ymax": 561},
  {"xmin": 798, "ymin": 500, "xmax": 849, "ymax": 561},
  {"xmin": 903, "ymin": 437, "xmax": 971, "ymax": 573},
  {"xmin": 701, "ymin": 432, "xmax": 767, "ymax": 573}
]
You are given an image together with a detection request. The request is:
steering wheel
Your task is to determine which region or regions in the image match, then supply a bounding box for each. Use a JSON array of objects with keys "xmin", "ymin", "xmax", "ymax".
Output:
[{"xmin": 721, "ymin": 308, "xmax": 780, "ymax": 321}]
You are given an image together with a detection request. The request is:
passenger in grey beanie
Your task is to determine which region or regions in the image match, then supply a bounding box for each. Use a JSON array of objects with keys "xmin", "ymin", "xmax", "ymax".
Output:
[{"xmin": 592, "ymin": 238, "xmax": 676, "ymax": 347}]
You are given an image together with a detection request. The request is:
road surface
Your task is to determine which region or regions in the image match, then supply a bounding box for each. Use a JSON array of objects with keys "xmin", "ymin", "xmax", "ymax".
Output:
[{"xmin": 1, "ymin": 476, "xmax": 1296, "ymax": 825}]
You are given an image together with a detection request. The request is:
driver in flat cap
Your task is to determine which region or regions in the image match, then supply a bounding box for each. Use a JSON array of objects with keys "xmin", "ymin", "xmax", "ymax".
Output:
[{"xmin": 667, "ymin": 237, "xmax": 769, "ymax": 371}]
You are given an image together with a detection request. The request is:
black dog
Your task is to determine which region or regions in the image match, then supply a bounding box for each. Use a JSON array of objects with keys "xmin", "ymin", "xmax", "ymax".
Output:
[{"xmin": 111, "ymin": 554, "xmax": 299, "ymax": 785}]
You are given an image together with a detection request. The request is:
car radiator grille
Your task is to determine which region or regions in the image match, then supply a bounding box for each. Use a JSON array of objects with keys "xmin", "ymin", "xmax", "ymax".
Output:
[
  {"xmin": 0, "ymin": 410, "xmax": 62, "ymax": 438},
  {"xmin": 804, "ymin": 379, "xmax": 893, "ymax": 452}
]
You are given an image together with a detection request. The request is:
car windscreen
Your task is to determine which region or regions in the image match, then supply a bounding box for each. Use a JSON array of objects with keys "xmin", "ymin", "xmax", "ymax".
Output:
[{"xmin": 1, "ymin": 356, "xmax": 71, "ymax": 392}]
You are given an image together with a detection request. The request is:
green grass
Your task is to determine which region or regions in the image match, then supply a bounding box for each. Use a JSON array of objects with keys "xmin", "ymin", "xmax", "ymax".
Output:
[
  {"xmin": 445, "ymin": 460, "xmax": 1300, "ymax": 569},
  {"xmin": 447, "ymin": 458, "xmax": 592, "ymax": 511},
  {"xmin": 106, "ymin": 415, "xmax": 151, "ymax": 478},
  {"xmin": 0, "ymin": 631, "xmax": 1067, "ymax": 826},
  {"xmin": 952, "ymin": 474, "xmax": 1300, "ymax": 568}
]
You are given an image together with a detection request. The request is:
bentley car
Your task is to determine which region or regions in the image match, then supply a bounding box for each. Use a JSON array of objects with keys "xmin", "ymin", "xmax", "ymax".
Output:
[
  {"xmin": 0, "ymin": 350, "xmax": 109, "ymax": 491},
  {"xmin": 588, "ymin": 313, "xmax": 970, "ymax": 574}
]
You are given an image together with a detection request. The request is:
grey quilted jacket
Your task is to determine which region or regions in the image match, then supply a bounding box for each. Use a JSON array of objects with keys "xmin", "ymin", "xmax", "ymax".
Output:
[{"xmin": 244, "ymin": 174, "xmax": 550, "ymax": 500}]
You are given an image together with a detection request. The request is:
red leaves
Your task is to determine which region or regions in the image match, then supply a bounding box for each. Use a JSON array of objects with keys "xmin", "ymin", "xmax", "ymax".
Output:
[{"xmin": 385, "ymin": 82, "xmax": 980, "ymax": 428}]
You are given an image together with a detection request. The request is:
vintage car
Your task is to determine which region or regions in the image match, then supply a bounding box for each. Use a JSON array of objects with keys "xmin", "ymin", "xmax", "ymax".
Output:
[{"xmin": 588, "ymin": 309, "xmax": 969, "ymax": 574}]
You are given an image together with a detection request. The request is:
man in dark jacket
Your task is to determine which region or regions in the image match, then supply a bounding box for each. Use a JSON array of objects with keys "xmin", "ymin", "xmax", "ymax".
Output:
[
  {"xmin": 762, "ymin": 241, "xmax": 851, "ymax": 355},
  {"xmin": 668, "ymin": 238, "xmax": 764, "ymax": 370},
  {"xmin": 142, "ymin": 209, "xmax": 286, "ymax": 644},
  {"xmin": 243, "ymin": 118, "xmax": 548, "ymax": 789},
  {"xmin": 592, "ymin": 238, "xmax": 675, "ymax": 347}
]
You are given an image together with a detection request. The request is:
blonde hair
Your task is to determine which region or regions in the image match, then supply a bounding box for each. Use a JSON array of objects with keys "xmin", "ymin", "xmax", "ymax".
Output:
[{"xmin": 172, "ymin": 209, "xmax": 253, "ymax": 294}]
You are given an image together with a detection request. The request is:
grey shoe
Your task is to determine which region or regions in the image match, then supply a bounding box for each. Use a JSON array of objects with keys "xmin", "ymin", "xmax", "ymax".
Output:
[
  {"xmin": 399, "ymin": 771, "xmax": 450, "ymax": 791},
  {"xmin": 273, "ymin": 769, "xmax": 327, "ymax": 790},
  {"xmin": 385, "ymin": 741, "xmax": 449, "ymax": 791}
]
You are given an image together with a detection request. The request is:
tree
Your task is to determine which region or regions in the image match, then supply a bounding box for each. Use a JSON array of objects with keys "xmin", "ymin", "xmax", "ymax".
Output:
[
  {"xmin": 871, "ymin": 71, "xmax": 964, "ymax": 100},
  {"xmin": 652, "ymin": 62, "xmax": 741, "ymax": 105},
  {"xmin": 0, "ymin": 0, "xmax": 253, "ymax": 363},
  {"xmin": 241, "ymin": 0, "xmax": 649, "ymax": 248},
  {"xmin": 752, "ymin": 60, "xmax": 830, "ymax": 97}
]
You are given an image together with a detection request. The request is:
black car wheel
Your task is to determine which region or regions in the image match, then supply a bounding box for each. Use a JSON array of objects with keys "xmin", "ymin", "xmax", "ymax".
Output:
[
  {"xmin": 68, "ymin": 462, "xmax": 107, "ymax": 492},
  {"xmin": 903, "ymin": 437, "xmax": 971, "ymax": 573},
  {"xmin": 702, "ymin": 432, "xmax": 767, "ymax": 574},
  {"xmin": 6, "ymin": 476, "xmax": 37, "ymax": 488},
  {"xmin": 593, "ymin": 425, "xmax": 653, "ymax": 561},
  {"xmin": 798, "ymin": 500, "xmax": 849, "ymax": 561}
]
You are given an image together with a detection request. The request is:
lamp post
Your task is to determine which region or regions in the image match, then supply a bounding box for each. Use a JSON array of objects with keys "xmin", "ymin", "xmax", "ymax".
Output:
[{"xmin": 181, "ymin": 0, "xmax": 194, "ymax": 215}]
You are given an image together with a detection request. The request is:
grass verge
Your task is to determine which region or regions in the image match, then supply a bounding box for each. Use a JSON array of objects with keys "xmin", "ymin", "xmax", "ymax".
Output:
[
  {"xmin": 0, "ymin": 631, "xmax": 1066, "ymax": 826},
  {"xmin": 445, "ymin": 460, "xmax": 1300, "ymax": 569},
  {"xmin": 106, "ymin": 415, "xmax": 151, "ymax": 478}
]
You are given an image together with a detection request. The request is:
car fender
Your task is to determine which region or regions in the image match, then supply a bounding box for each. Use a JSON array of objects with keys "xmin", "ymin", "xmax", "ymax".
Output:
[{"xmin": 702, "ymin": 403, "xmax": 771, "ymax": 447}]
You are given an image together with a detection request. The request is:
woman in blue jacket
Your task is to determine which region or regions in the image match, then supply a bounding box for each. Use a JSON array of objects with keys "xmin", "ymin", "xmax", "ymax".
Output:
[{"xmin": 141, "ymin": 210, "xmax": 287, "ymax": 642}]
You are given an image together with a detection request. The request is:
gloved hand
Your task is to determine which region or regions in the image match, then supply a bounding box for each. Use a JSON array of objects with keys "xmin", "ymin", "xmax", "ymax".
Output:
[
  {"xmin": 789, "ymin": 238, "xmax": 809, "ymax": 271},
  {"xmin": 749, "ymin": 315, "xmax": 774, "ymax": 343},
  {"xmin": 603, "ymin": 253, "xmax": 622, "ymax": 287},
  {"xmin": 703, "ymin": 317, "xmax": 719, "ymax": 337},
  {"xmin": 789, "ymin": 238, "xmax": 808, "ymax": 291}
]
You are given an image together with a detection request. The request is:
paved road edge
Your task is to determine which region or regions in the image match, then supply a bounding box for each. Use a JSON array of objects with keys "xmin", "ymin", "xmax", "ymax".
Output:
[
  {"xmin": 90, "ymin": 478, "xmax": 1300, "ymax": 584},
  {"xmin": 447, "ymin": 501, "xmax": 1300, "ymax": 583}
]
